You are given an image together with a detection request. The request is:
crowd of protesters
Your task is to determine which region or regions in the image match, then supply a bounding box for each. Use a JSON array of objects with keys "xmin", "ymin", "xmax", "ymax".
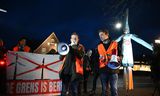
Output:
[{"xmin": 0, "ymin": 28, "xmax": 160, "ymax": 96}]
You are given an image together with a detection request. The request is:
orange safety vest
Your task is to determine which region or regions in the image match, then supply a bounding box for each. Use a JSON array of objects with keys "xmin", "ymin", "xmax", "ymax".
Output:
[
  {"xmin": 97, "ymin": 41, "xmax": 118, "ymax": 68},
  {"xmin": 13, "ymin": 45, "xmax": 31, "ymax": 52},
  {"xmin": 60, "ymin": 44, "xmax": 84, "ymax": 75}
]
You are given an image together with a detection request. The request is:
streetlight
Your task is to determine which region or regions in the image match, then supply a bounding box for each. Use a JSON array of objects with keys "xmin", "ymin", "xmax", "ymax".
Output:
[
  {"xmin": 115, "ymin": 22, "xmax": 122, "ymax": 29},
  {"xmin": 155, "ymin": 39, "xmax": 160, "ymax": 44}
]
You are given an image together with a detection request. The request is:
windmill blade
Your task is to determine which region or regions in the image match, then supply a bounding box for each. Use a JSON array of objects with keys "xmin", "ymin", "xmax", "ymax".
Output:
[
  {"xmin": 0, "ymin": 8, "xmax": 7, "ymax": 13},
  {"xmin": 131, "ymin": 34, "xmax": 153, "ymax": 51},
  {"xmin": 123, "ymin": 8, "xmax": 130, "ymax": 34},
  {"xmin": 115, "ymin": 34, "xmax": 124, "ymax": 42}
]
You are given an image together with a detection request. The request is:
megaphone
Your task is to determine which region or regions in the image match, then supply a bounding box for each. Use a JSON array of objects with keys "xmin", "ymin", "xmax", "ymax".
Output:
[
  {"xmin": 107, "ymin": 56, "xmax": 121, "ymax": 70},
  {"xmin": 107, "ymin": 49, "xmax": 121, "ymax": 69},
  {"xmin": 57, "ymin": 42, "xmax": 69, "ymax": 55}
]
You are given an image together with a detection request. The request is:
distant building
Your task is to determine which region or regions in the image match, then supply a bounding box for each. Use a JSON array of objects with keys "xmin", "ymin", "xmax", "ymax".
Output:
[
  {"xmin": 119, "ymin": 61, "xmax": 151, "ymax": 72},
  {"xmin": 34, "ymin": 32, "xmax": 59, "ymax": 54}
]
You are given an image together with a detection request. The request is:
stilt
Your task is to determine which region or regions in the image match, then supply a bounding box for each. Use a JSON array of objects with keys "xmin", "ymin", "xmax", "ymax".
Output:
[{"xmin": 124, "ymin": 66, "xmax": 134, "ymax": 96}]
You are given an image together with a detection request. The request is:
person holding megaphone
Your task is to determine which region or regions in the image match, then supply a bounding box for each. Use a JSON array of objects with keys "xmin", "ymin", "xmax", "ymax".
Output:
[
  {"xmin": 59, "ymin": 32, "xmax": 85, "ymax": 96},
  {"xmin": 96, "ymin": 28, "xmax": 122, "ymax": 96}
]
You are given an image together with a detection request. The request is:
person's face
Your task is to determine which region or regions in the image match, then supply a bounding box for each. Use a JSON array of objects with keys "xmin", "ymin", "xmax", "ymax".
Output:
[
  {"xmin": 70, "ymin": 34, "xmax": 79, "ymax": 44},
  {"xmin": 19, "ymin": 39, "xmax": 26, "ymax": 46},
  {"xmin": 99, "ymin": 32, "xmax": 109, "ymax": 41}
]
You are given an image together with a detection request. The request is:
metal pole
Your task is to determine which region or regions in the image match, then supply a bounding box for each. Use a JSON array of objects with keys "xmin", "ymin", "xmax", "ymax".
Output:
[
  {"xmin": 41, "ymin": 58, "xmax": 45, "ymax": 79},
  {"xmin": 13, "ymin": 53, "xmax": 18, "ymax": 80}
]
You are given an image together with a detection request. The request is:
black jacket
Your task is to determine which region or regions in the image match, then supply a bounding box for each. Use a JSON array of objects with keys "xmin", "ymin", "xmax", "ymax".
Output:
[{"xmin": 59, "ymin": 44, "xmax": 85, "ymax": 81}]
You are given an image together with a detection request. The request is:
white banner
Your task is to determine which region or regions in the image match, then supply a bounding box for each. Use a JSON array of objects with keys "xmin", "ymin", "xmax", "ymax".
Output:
[{"xmin": 6, "ymin": 51, "xmax": 63, "ymax": 95}]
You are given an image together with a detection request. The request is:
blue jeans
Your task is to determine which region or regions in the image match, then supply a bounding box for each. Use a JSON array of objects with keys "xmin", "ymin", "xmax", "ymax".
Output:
[{"xmin": 100, "ymin": 72, "xmax": 118, "ymax": 96}]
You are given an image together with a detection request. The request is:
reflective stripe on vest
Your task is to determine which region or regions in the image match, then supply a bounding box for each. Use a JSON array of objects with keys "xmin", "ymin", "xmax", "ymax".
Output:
[{"xmin": 98, "ymin": 41, "xmax": 118, "ymax": 68}]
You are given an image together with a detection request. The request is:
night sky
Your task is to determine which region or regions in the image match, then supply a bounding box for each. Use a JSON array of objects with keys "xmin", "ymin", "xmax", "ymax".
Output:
[{"xmin": 0, "ymin": 0, "xmax": 160, "ymax": 59}]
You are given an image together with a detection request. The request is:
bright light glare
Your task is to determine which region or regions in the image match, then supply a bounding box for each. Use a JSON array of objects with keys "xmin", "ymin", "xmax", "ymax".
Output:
[
  {"xmin": 115, "ymin": 22, "xmax": 122, "ymax": 29},
  {"xmin": 155, "ymin": 39, "xmax": 160, "ymax": 44},
  {"xmin": 0, "ymin": 60, "xmax": 5, "ymax": 65}
]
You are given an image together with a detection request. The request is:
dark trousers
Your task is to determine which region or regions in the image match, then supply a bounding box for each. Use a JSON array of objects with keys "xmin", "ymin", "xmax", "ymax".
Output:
[
  {"xmin": 92, "ymin": 71, "xmax": 99, "ymax": 91},
  {"xmin": 83, "ymin": 71, "xmax": 90, "ymax": 92},
  {"xmin": 61, "ymin": 75, "xmax": 79, "ymax": 96}
]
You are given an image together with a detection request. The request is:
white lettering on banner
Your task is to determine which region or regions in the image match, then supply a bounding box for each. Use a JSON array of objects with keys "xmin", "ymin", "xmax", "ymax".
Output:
[
  {"xmin": 7, "ymin": 80, "xmax": 62, "ymax": 95},
  {"xmin": 41, "ymin": 81, "xmax": 47, "ymax": 93},
  {"xmin": 16, "ymin": 82, "xmax": 39, "ymax": 94},
  {"xmin": 49, "ymin": 81, "xmax": 62, "ymax": 92}
]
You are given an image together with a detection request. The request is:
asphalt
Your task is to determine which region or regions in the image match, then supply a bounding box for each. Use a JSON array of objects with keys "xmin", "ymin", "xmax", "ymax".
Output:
[{"xmin": 81, "ymin": 71, "xmax": 158, "ymax": 96}]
